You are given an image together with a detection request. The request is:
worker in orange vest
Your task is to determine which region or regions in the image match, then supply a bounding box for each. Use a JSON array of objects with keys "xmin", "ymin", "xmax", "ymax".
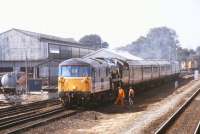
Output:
[{"xmin": 115, "ymin": 86, "xmax": 125, "ymax": 105}]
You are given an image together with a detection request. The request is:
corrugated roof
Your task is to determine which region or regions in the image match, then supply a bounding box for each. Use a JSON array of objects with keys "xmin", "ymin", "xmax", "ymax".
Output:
[
  {"xmin": 59, "ymin": 58, "xmax": 109, "ymax": 68},
  {"xmin": 12, "ymin": 28, "xmax": 79, "ymax": 44},
  {"xmin": 83, "ymin": 48, "xmax": 143, "ymax": 61},
  {"xmin": 83, "ymin": 49, "xmax": 175, "ymax": 66},
  {"xmin": 109, "ymin": 49, "xmax": 143, "ymax": 60}
]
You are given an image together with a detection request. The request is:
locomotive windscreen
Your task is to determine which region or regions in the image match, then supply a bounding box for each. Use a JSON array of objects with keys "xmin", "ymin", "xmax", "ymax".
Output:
[{"xmin": 60, "ymin": 66, "xmax": 91, "ymax": 77}]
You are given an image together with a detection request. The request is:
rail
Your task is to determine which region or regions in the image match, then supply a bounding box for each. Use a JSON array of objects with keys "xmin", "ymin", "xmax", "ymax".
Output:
[
  {"xmin": 0, "ymin": 106, "xmax": 65, "ymax": 130},
  {"xmin": 0, "ymin": 99, "xmax": 60, "ymax": 119},
  {"xmin": 194, "ymin": 121, "xmax": 200, "ymax": 134},
  {"xmin": 0, "ymin": 99, "xmax": 59, "ymax": 113},
  {"xmin": 155, "ymin": 87, "xmax": 200, "ymax": 134},
  {"xmin": 0, "ymin": 102, "xmax": 83, "ymax": 134},
  {"xmin": 6, "ymin": 109, "xmax": 82, "ymax": 134}
]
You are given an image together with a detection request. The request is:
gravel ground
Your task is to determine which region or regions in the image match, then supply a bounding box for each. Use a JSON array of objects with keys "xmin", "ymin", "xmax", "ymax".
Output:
[
  {"xmin": 0, "ymin": 92, "xmax": 58, "ymax": 108},
  {"xmin": 125, "ymin": 78, "xmax": 200, "ymax": 134},
  {"xmin": 166, "ymin": 93, "xmax": 200, "ymax": 134},
  {"xmin": 23, "ymin": 77, "xmax": 200, "ymax": 134}
]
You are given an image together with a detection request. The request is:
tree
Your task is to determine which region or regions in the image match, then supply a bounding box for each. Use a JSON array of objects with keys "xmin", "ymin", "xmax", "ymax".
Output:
[
  {"xmin": 79, "ymin": 34, "xmax": 109, "ymax": 49},
  {"xmin": 196, "ymin": 46, "xmax": 200, "ymax": 55},
  {"xmin": 177, "ymin": 47, "xmax": 196, "ymax": 62},
  {"xmin": 102, "ymin": 42, "xmax": 109, "ymax": 48},
  {"xmin": 177, "ymin": 47, "xmax": 190, "ymax": 61},
  {"xmin": 118, "ymin": 27, "xmax": 179, "ymax": 60}
]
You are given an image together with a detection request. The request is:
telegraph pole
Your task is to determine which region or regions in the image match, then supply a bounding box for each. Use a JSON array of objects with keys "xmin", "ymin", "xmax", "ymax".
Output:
[
  {"xmin": 169, "ymin": 46, "xmax": 171, "ymax": 62},
  {"xmin": 25, "ymin": 49, "xmax": 28, "ymax": 94}
]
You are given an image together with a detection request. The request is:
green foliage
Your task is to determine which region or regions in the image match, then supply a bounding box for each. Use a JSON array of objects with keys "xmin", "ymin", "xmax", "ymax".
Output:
[
  {"xmin": 196, "ymin": 46, "xmax": 200, "ymax": 55},
  {"xmin": 177, "ymin": 47, "xmax": 196, "ymax": 61},
  {"xmin": 119, "ymin": 27, "xmax": 179, "ymax": 60},
  {"xmin": 79, "ymin": 34, "xmax": 109, "ymax": 49}
]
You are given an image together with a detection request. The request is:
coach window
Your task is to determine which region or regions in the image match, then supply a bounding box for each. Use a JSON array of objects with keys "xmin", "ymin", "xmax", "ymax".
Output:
[
  {"xmin": 92, "ymin": 68, "xmax": 96, "ymax": 84},
  {"xmin": 99, "ymin": 68, "xmax": 101, "ymax": 77},
  {"xmin": 162, "ymin": 66, "xmax": 166, "ymax": 74},
  {"xmin": 92, "ymin": 68, "xmax": 95, "ymax": 77},
  {"xmin": 166, "ymin": 65, "xmax": 170, "ymax": 74},
  {"xmin": 95, "ymin": 68, "xmax": 99, "ymax": 81},
  {"xmin": 153, "ymin": 66, "xmax": 159, "ymax": 76},
  {"xmin": 130, "ymin": 66, "xmax": 134, "ymax": 77},
  {"xmin": 143, "ymin": 66, "xmax": 151, "ymax": 73},
  {"xmin": 143, "ymin": 66, "xmax": 151, "ymax": 78},
  {"xmin": 134, "ymin": 66, "xmax": 142, "ymax": 81}
]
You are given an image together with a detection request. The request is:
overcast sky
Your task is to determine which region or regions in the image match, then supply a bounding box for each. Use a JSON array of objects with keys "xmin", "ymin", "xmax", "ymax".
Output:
[{"xmin": 0, "ymin": 0, "xmax": 199, "ymax": 49}]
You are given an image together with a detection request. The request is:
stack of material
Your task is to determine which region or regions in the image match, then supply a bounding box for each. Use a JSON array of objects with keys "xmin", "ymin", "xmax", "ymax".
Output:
[{"xmin": 17, "ymin": 73, "xmax": 26, "ymax": 87}]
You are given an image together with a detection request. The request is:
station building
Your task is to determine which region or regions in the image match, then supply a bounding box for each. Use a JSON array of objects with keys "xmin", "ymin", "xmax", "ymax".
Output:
[{"xmin": 0, "ymin": 28, "xmax": 96, "ymax": 85}]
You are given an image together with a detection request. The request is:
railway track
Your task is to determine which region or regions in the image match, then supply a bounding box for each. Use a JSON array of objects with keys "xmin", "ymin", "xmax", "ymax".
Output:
[
  {"xmin": 0, "ymin": 99, "xmax": 60, "ymax": 112},
  {"xmin": 0, "ymin": 99, "xmax": 62, "ymax": 133},
  {"xmin": 0, "ymin": 100, "xmax": 83, "ymax": 134},
  {"xmin": 155, "ymin": 87, "xmax": 200, "ymax": 134},
  {"xmin": 0, "ymin": 99, "xmax": 60, "ymax": 117},
  {"xmin": 1, "ymin": 107, "xmax": 82, "ymax": 134}
]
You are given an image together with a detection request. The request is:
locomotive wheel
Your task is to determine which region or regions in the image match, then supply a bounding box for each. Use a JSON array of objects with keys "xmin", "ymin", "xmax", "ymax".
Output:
[{"xmin": 61, "ymin": 95, "xmax": 71, "ymax": 107}]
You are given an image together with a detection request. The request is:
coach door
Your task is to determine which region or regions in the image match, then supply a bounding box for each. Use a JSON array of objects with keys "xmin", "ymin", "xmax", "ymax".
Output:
[{"xmin": 93, "ymin": 68, "xmax": 101, "ymax": 92}]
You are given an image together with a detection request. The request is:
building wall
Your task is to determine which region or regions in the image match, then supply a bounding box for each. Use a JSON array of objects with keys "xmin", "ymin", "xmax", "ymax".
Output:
[
  {"xmin": 0, "ymin": 29, "xmax": 96, "ymax": 85},
  {"xmin": 0, "ymin": 30, "xmax": 48, "ymax": 61}
]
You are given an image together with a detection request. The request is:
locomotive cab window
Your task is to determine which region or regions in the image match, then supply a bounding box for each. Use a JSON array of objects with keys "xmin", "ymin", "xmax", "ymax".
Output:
[{"xmin": 61, "ymin": 66, "xmax": 91, "ymax": 77}]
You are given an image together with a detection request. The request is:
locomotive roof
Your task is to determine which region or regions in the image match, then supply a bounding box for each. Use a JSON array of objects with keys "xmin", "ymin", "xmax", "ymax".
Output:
[
  {"xmin": 59, "ymin": 58, "xmax": 111, "ymax": 68},
  {"xmin": 59, "ymin": 58, "xmax": 90, "ymax": 66}
]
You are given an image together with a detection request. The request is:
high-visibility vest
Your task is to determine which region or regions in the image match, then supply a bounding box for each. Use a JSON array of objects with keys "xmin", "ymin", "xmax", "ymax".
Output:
[{"xmin": 119, "ymin": 88, "xmax": 125, "ymax": 98}]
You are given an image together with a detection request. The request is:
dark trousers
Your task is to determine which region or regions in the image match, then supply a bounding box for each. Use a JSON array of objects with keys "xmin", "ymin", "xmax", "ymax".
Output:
[{"xmin": 129, "ymin": 96, "xmax": 134, "ymax": 105}]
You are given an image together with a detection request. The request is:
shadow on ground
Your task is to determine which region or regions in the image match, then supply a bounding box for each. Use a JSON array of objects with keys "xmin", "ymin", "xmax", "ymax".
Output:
[{"xmin": 93, "ymin": 76, "xmax": 192, "ymax": 115}]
